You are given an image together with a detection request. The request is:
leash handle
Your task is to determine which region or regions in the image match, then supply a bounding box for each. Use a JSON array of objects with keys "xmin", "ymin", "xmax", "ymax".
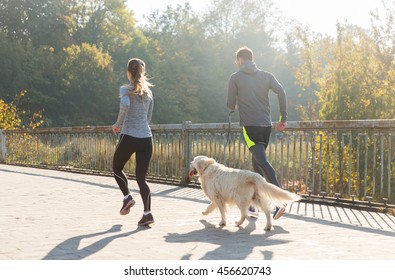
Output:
[
  {"xmin": 223, "ymin": 112, "xmax": 232, "ymax": 164},
  {"xmin": 227, "ymin": 112, "xmax": 231, "ymax": 143}
]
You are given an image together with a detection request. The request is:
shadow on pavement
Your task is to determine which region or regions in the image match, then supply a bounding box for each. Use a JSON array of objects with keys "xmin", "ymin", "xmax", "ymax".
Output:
[
  {"xmin": 286, "ymin": 213, "xmax": 395, "ymax": 237},
  {"xmin": 1, "ymin": 167, "xmax": 208, "ymax": 204},
  {"xmin": 42, "ymin": 224, "xmax": 150, "ymax": 260},
  {"xmin": 164, "ymin": 218, "xmax": 291, "ymax": 260},
  {"xmin": 1, "ymin": 168, "xmax": 118, "ymax": 191}
]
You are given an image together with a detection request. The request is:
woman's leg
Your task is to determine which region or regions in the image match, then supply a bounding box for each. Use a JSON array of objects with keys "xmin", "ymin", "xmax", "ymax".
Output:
[
  {"xmin": 113, "ymin": 134, "xmax": 135, "ymax": 196},
  {"xmin": 113, "ymin": 134, "xmax": 137, "ymax": 215},
  {"xmin": 135, "ymin": 138, "xmax": 153, "ymax": 212}
]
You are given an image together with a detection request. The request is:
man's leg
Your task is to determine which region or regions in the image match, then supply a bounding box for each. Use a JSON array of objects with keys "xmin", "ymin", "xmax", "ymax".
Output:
[
  {"xmin": 248, "ymin": 157, "xmax": 261, "ymax": 217},
  {"xmin": 249, "ymin": 144, "xmax": 285, "ymax": 220},
  {"xmin": 249, "ymin": 144, "xmax": 280, "ymax": 187}
]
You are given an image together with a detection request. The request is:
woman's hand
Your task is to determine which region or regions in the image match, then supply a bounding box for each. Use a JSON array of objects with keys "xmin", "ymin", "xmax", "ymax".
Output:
[{"xmin": 112, "ymin": 125, "xmax": 120, "ymax": 134}]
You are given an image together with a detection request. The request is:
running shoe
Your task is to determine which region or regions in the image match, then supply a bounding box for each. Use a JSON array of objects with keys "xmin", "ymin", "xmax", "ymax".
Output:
[
  {"xmin": 120, "ymin": 195, "xmax": 135, "ymax": 215},
  {"xmin": 138, "ymin": 213, "xmax": 154, "ymax": 226},
  {"xmin": 248, "ymin": 206, "xmax": 259, "ymax": 218},
  {"xmin": 273, "ymin": 206, "xmax": 286, "ymax": 220}
]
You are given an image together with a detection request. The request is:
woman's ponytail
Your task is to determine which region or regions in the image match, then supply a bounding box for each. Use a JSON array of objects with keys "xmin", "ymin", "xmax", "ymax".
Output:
[{"xmin": 127, "ymin": 58, "xmax": 152, "ymax": 96}]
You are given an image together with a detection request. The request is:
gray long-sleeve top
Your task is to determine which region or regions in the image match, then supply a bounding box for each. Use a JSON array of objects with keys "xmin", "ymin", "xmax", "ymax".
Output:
[
  {"xmin": 227, "ymin": 60, "xmax": 287, "ymax": 126},
  {"xmin": 113, "ymin": 84, "xmax": 153, "ymax": 138}
]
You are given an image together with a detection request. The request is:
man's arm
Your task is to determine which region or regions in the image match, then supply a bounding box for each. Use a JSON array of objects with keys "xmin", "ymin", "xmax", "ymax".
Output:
[
  {"xmin": 269, "ymin": 73, "xmax": 287, "ymax": 123},
  {"xmin": 227, "ymin": 75, "xmax": 237, "ymax": 112}
]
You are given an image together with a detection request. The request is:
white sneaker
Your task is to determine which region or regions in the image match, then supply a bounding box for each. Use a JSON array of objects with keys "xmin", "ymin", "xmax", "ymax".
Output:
[
  {"xmin": 248, "ymin": 206, "xmax": 259, "ymax": 218},
  {"xmin": 273, "ymin": 206, "xmax": 286, "ymax": 220}
]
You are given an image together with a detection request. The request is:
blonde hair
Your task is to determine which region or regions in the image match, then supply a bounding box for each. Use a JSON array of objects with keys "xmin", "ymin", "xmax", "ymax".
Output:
[{"xmin": 127, "ymin": 58, "xmax": 153, "ymax": 96}]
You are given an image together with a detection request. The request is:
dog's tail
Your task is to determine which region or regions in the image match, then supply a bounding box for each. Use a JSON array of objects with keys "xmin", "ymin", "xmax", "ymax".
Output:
[{"xmin": 255, "ymin": 177, "xmax": 301, "ymax": 207}]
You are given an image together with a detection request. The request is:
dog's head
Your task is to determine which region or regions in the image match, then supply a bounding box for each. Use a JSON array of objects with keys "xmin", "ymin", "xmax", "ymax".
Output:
[{"xmin": 189, "ymin": 156, "xmax": 216, "ymax": 177}]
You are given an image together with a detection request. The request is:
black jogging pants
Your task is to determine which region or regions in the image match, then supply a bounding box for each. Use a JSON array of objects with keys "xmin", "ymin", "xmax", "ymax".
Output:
[{"xmin": 112, "ymin": 134, "xmax": 152, "ymax": 212}]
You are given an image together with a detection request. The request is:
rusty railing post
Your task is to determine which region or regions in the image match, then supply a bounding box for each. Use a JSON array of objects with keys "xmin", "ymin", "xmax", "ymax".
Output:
[
  {"xmin": 0, "ymin": 130, "xmax": 6, "ymax": 163},
  {"xmin": 181, "ymin": 121, "xmax": 192, "ymax": 184}
]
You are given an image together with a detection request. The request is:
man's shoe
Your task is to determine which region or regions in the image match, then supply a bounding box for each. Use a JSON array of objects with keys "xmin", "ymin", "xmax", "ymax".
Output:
[
  {"xmin": 120, "ymin": 195, "xmax": 135, "ymax": 215},
  {"xmin": 248, "ymin": 206, "xmax": 259, "ymax": 218},
  {"xmin": 138, "ymin": 213, "xmax": 154, "ymax": 226},
  {"xmin": 273, "ymin": 206, "xmax": 286, "ymax": 220}
]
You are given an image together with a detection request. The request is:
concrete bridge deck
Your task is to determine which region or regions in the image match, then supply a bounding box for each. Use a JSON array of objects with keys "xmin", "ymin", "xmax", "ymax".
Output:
[{"xmin": 0, "ymin": 164, "xmax": 394, "ymax": 260}]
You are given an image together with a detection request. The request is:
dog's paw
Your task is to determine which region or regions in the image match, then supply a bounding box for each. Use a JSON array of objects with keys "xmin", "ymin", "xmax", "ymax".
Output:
[
  {"xmin": 202, "ymin": 211, "xmax": 208, "ymax": 215},
  {"xmin": 235, "ymin": 221, "xmax": 243, "ymax": 227},
  {"xmin": 219, "ymin": 221, "xmax": 226, "ymax": 226},
  {"xmin": 264, "ymin": 225, "xmax": 272, "ymax": 231}
]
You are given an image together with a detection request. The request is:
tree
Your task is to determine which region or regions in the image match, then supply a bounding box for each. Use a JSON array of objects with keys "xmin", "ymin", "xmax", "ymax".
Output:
[
  {"xmin": 288, "ymin": 0, "xmax": 395, "ymax": 200},
  {"xmin": 0, "ymin": 91, "xmax": 43, "ymax": 130},
  {"xmin": 290, "ymin": 26, "xmax": 333, "ymax": 120},
  {"xmin": 316, "ymin": 23, "xmax": 395, "ymax": 120},
  {"xmin": 71, "ymin": 0, "xmax": 137, "ymax": 54},
  {"xmin": 0, "ymin": 98, "xmax": 21, "ymax": 130},
  {"xmin": 369, "ymin": 0, "xmax": 395, "ymax": 118},
  {"xmin": 54, "ymin": 43, "xmax": 116, "ymax": 126},
  {"xmin": 291, "ymin": 1, "xmax": 395, "ymax": 121},
  {"xmin": 143, "ymin": 3, "xmax": 205, "ymax": 123},
  {"xmin": 0, "ymin": 32, "xmax": 56, "ymax": 117},
  {"xmin": 0, "ymin": 0, "xmax": 73, "ymax": 50},
  {"xmin": 0, "ymin": 0, "xmax": 331, "ymax": 126},
  {"xmin": 0, "ymin": 32, "xmax": 27, "ymax": 101},
  {"xmin": 141, "ymin": 0, "xmax": 288, "ymax": 124}
]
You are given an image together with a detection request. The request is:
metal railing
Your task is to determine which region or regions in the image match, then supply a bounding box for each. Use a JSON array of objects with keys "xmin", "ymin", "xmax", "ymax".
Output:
[{"xmin": 1, "ymin": 119, "xmax": 394, "ymax": 207}]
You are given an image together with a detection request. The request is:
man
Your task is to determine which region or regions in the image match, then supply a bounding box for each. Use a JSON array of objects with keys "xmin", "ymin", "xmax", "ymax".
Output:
[{"xmin": 227, "ymin": 46, "xmax": 287, "ymax": 220}]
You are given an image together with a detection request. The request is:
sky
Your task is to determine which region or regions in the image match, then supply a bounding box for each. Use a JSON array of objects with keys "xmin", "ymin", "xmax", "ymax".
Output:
[{"xmin": 126, "ymin": 0, "xmax": 386, "ymax": 36}]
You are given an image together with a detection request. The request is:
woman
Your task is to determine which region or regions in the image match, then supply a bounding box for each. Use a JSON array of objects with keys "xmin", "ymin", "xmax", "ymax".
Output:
[{"xmin": 112, "ymin": 58, "xmax": 154, "ymax": 226}]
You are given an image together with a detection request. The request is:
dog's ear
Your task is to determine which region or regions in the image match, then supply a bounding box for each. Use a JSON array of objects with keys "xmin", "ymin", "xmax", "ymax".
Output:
[
  {"xmin": 206, "ymin": 157, "xmax": 216, "ymax": 165},
  {"xmin": 196, "ymin": 157, "xmax": 215, "ymax": 173},
  {"xmin": 195, "ymin": 160, "xmax": 205, "ymax": 173}
]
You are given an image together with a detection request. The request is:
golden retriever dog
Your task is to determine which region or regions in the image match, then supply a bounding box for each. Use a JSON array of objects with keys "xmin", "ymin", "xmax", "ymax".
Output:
[{"xmin": 189, "ymin": 156, "xmax": 301, "ymax": 231}]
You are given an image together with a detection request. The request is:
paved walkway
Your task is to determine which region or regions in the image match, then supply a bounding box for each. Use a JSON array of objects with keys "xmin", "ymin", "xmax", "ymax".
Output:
[{"xmin": 0, "ymin": 164, "xmax": 394, "ymax": 260}]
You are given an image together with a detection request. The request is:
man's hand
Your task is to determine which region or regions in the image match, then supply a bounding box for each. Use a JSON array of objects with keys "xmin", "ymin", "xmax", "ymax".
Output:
[{"xmin": 275, "ymin": 122, "xmax": 287, "ymax": 131}]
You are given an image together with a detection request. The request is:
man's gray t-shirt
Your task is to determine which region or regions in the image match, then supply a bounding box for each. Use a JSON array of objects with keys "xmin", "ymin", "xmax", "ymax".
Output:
[{"xmin": 227, "ymin": 60, "xmax": 287, "ymax": 127}]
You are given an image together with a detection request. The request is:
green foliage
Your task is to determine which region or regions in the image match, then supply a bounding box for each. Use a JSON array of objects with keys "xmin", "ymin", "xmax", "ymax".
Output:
[
  {"xmin": 0, "ymin": 0, "xmax": 73, "ymax": 50},
  {"xmin": 0, "ymin": 91, "xmax": 44, "ymax": 130},
  {"xmin": 143, "ymin": 4, "xmax": 204, "ymax": 123},
  {"xmin": 292, "ymin": 9, "xmax": 395, "ymax": 199},
  {"xmin": 143, "ymin": 0, "xmax": 289, "ymax": 124},
  {"xmin": 317, "ymin": 24, "xmax": 395, "ymax": 120},
  {"xmin": 0, "ymin": 0, "xmax": 394, "ymax": 127},
  {"xmin": 0, "ymin": 98, "xmax": 20, "ymax": 130},
  {"xmin": 0, "ymin": 0, "xmax": 136, "ymax": 126},
  {"xmin": 2, "ymin": 0, "xmax": 294, "ymax": 126},
  {"xmin": 291, "ymin": 0, "xmax": 395, "ymax": 121},
  {"xmin": 55, "ymin": 43, "xmax": 116, "ymax": 126}
]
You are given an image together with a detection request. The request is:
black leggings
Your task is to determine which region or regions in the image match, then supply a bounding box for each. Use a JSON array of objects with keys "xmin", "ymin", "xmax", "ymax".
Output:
[
  {"xmin": 112, "ymin": 134, "xmax": 152, "ymax": 212},
  {"xmin": 243, "ymin": 126, "xmax": 280, "ymax": 187},
  {"xmin": 250, "ymin": 144, "xmax": 280, "ymax": 187}
]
